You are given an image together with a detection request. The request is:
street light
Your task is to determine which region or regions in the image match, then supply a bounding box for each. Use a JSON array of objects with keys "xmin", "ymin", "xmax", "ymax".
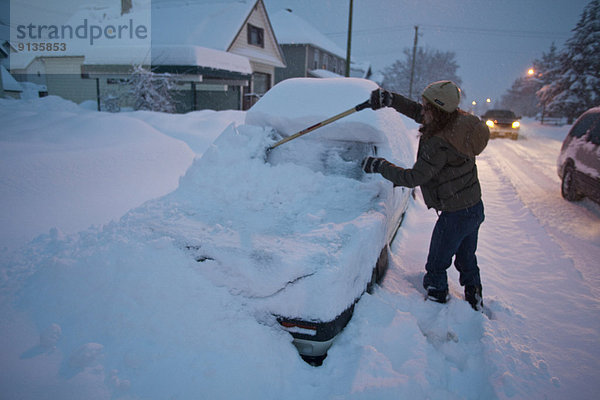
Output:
[{"xmin": 526, "ymin": 67, "xmax": 546, "ymax": 124}]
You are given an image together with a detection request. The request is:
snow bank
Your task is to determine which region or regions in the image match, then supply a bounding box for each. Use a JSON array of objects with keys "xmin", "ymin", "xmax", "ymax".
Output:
[
  {"xmin": 0, "ymin": 78, "xmax": 419, "ymax": 398},
  {"xmin": 0, "ymin": 96, "xmax": 195, "ymax": 251},
  {"xmin": 2, "ymin": 81, "xmax": 597, "ymax": 400}
]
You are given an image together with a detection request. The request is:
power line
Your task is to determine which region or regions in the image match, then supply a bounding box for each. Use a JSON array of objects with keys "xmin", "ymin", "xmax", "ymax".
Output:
[
  {"xmin": 325, "ymin": 23, "xmax": 570, "ymax": 41},
  {"xmin": 420, "ymin": 23, "xmax": 570, "ymax": 40}
]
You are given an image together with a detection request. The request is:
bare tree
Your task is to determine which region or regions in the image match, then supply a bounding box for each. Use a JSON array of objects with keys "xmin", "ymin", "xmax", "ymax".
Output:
[
  {"xmin": 129, "ymin": 65, "xmax": 177, "ymax": 113},
  {"xmin": 381, "ymin": 47, "xmax": 462, "ymax": 102}
]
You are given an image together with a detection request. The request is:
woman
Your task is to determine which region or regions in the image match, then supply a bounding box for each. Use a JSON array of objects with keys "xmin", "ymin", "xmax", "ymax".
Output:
[{"xmin": 363, "ymin": 81, "xmax": 490, "ymax": 310}]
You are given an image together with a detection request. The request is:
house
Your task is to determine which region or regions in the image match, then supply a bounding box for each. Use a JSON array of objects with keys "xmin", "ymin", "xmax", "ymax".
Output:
[
  {"xmin": 8, "ymin": 0, "xmax": 285, "ymax": 111},
  {"xmin": 81, "ymin": 44, "xmax": 252, "ymax": 112},
  {"xmin": 7, "ymin": 0, "xmax": 150, "ymax": 106},
  {"xmin": 151, "ymin": 0, "xmax": 286, "ymax": 110},
  {"xmin": 270, "ymin": 9, "xmax": 347, "ymax": 83}
]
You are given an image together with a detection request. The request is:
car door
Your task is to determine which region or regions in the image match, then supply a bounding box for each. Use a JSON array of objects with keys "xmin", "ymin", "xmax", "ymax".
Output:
[
  {"xmin": 577, "ymin": 114, "xmax": 600, "ymax": 178},
  {"xmin": 583, "ymin": 118, "xmax": 600, "ymax": 195}
]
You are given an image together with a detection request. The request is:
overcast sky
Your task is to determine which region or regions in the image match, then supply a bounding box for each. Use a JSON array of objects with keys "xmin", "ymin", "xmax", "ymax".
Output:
[
  {"xmin": 1, "ymin": 0, "xmax": 592, "ymax": 106},
  {"xmin": 263, "ymin": 0, "xmax": 590, "ymax": 106}
]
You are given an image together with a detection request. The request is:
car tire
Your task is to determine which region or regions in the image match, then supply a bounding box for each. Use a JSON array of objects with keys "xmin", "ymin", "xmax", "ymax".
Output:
[
  {"xmin": 367, "ymin": 245, "xmax": 389, "ymax": 294},
  {"xmin": 561, "ymin": 163, "xmax": 584, "ymax": 201}
]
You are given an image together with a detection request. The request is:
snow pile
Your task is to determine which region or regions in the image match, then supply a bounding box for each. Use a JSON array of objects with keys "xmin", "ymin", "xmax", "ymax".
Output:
[
  {"xmin": 0, "ymin": 96, "xmax": 195, "ymax": 251},
  {"xmin": 1, "ymin": 81, "xmax": 598, "ymax": 399}
]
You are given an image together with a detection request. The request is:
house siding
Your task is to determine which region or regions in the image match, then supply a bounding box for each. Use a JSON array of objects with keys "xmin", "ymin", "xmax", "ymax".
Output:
[
  {"xmin": 275, "ymin": 45, "xmax": 308, "ymax": 83},
  {"xmin": 44, "ymin": 57, "xmax": 96, "ymax": 104},
  {"xmin": 194, "ymin": 86, "xmax": 241, "ymax": 111},
  {"xmin": 275, "ymin": 44, "xmax": 346, "ymax": 84},
  {"xmin": 228, "ymin": 0, "xmax": 285, "ymax": 92}
]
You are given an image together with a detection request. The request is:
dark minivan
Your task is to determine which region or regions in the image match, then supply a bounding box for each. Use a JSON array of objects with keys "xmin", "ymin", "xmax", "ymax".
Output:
[{"xmin": 557, "ymin": 107, "xmax": 600, "ymax": 204}]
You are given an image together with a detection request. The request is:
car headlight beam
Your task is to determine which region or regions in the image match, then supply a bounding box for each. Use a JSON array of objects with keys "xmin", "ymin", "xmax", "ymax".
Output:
[
  {"xmin": 512, "ymin": 121, "xmax": 520, "ymax": 129},
  {"xmin": 486, "ymin": 120, "xmax": 495, "ymax": 128}
]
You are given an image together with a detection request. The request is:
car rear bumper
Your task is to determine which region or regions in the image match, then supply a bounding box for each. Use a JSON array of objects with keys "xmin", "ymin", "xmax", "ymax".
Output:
[{"xmin": 277, "ymin": 303, "xmax": 355, "ymax": 357}]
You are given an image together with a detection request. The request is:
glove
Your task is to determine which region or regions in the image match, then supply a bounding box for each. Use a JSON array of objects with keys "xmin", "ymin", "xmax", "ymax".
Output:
[
  {"xmin": 370, "ymin": 89, "xmax": 393, "ymax": 110},
  {"xmin": 362, "ymin": 156, "xmax": 385, "ymax": 173}
]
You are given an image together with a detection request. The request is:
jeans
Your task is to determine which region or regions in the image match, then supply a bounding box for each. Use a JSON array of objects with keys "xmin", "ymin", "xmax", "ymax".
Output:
[{"xmin": 422, "ymin": 200, "xmax": 485, "ymax": 292}]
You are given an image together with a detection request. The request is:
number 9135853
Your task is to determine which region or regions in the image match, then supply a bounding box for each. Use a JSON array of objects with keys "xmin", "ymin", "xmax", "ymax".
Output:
[{"xmin": 17, "ymin": 42, "xmax": 67, "ymax": 52}]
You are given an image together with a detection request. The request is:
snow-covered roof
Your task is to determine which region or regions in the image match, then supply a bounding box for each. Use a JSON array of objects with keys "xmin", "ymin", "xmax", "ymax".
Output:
[
  {"xmin": 83, "ymin": 45, "xmax": 252, "ymax": 76},
  {"xmin": 1, "ymin": 65, "xmax": 23, "ymax": 92},
  {"xmin": 308, "ymin": 69, "xmax": 344, "ymax": 79},
  {"xmin": 270, "ymin": 9, "xmax": 346, "ymax": 59},
  {"xmin": 151, "ymin": 45, "xmax": 252, "ymax": 75},
  {"xmin": 152, "ymin": 1, "xmax": 257, "ymax": 50}
]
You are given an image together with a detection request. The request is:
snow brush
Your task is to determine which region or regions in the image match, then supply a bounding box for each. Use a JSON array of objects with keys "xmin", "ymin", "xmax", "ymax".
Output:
[{"xmin": 266, "ymin": 99, "xmax": 371, "ymax": 153}]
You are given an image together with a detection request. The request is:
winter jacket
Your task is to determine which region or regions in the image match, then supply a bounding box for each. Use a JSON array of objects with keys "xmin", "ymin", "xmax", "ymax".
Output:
[{"xmin": 378, "ymin": 94, "xmax": 490, "ymax": 212}]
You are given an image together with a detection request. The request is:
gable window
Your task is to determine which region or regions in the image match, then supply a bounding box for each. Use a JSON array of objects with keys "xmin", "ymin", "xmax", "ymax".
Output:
[{"xmin": 247, "ymin": 24, "xmax": 264, "ymax": 48}]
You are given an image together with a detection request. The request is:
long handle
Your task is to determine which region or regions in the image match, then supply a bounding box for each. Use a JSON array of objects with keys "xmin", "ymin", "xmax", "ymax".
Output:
[{"xmin": 267, "ymin": 99, "xmax": 371, "ymax": 151}]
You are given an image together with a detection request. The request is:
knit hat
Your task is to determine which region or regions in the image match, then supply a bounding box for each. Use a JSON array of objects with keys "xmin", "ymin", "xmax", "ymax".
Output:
[{"xmin": 422, "ymin": 80, "xmax": 461, "ymax": 113}]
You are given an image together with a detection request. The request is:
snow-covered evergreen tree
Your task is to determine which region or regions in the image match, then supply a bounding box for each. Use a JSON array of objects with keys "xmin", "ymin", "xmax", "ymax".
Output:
[
  {"xmin": 381, "ymin": 47, "xmax": 462, "ymax": 101},
  {"xmin": 534, "ymin": 43, "xmax": 563, "ymax": 118},
  {"xmin": 501, "ymin": 43, "xmax": 561, "ymax": 118},
  {"xmin": 543, "ymin": 0, "xmax": 600, "ymax": 121},
  {"xmin": 129, "ymin": 65, "xmax": 177, "ymax": 113},
  {"xmin": 499, "ymin": 76, "xmax": 541, "ymax": 117}
]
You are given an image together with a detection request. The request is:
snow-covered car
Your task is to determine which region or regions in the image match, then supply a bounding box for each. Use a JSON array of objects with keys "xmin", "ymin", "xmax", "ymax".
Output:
[
  {"xmin": 481, "ymin": 109, "xmax": 521, "ymax": 140},
  {"xmin": 557, "ymin": 107, "xmax": 600, "ymax": 204},
  {"xmin": 177, "ymin": 77, "xmax": 413, "ymax": 366}
]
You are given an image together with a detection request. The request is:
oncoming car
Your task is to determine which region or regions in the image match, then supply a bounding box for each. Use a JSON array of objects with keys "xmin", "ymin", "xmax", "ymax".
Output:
[
  {"xmin": 481, "ymin": 109, "xmax": 521, "ymax": 140},
  {"xmin": 557, "ymin": 107, "xmax": 600, "ymax": 204}
]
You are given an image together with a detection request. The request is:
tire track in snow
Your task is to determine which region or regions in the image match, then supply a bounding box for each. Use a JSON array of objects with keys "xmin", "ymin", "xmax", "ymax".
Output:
[
  {"xmin": 477, "ymin": 139, "xmax": 600, "ymax": 399},
  {"xmin": 483, "ymin": 138, "xmax": 600, "ymax": 297}
]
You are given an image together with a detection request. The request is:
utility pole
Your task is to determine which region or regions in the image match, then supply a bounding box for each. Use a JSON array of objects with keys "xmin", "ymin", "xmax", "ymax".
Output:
[
  {"xmin": 345, "ymin": 0, "xmax": 353, "ymax": 77},
  {"xmin": 408, "ymin": 25, "xmax": 419, "ymax": 99}
]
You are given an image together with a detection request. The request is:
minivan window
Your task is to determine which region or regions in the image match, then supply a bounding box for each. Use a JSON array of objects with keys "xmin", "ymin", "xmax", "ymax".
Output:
[
  {"xmin": 588, "ymin": 120, "xmax": 600, "ymax": 145},
  {"xmin": 570, "ymin": 113, "xmax": 599, "ymax": 138}
]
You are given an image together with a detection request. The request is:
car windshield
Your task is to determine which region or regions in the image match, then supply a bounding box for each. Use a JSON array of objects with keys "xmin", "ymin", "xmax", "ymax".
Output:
[
  {"xmin": 267, "ymin": 138, "xmax": 375, "ymax": 181},
  {"xmin": 484, "ymin": 110, "xmax": 516, "ymax": 118}
]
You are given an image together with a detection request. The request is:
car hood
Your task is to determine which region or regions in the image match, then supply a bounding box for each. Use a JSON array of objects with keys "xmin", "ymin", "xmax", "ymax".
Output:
[{"xmin": 140, "ymin": 123, "xmax": 403, "ymax": 322}]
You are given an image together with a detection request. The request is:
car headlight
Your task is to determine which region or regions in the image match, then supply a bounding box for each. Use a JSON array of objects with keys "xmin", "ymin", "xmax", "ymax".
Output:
[
  {"xmin": 512, "ymin": 121, "xmax": 520, "ymax": 129},
  {"xmin": 486, "ymin": 120, "xmax": 495, "ymax": 128}
]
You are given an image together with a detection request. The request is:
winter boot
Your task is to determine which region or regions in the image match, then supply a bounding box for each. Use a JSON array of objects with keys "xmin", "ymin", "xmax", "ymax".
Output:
[
  {"xmin": 427, "ymin": 287, "xmax": 449, "ymax": 304},
  {"xmin": 465, "ymin": 285, "xmax": 483, "ymax": 311}
]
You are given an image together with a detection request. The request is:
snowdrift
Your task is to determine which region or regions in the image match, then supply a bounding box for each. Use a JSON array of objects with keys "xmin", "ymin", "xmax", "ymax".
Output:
[{"xmin": 1, "ymin": 84, "xmax": 598, "ymax": 399}]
